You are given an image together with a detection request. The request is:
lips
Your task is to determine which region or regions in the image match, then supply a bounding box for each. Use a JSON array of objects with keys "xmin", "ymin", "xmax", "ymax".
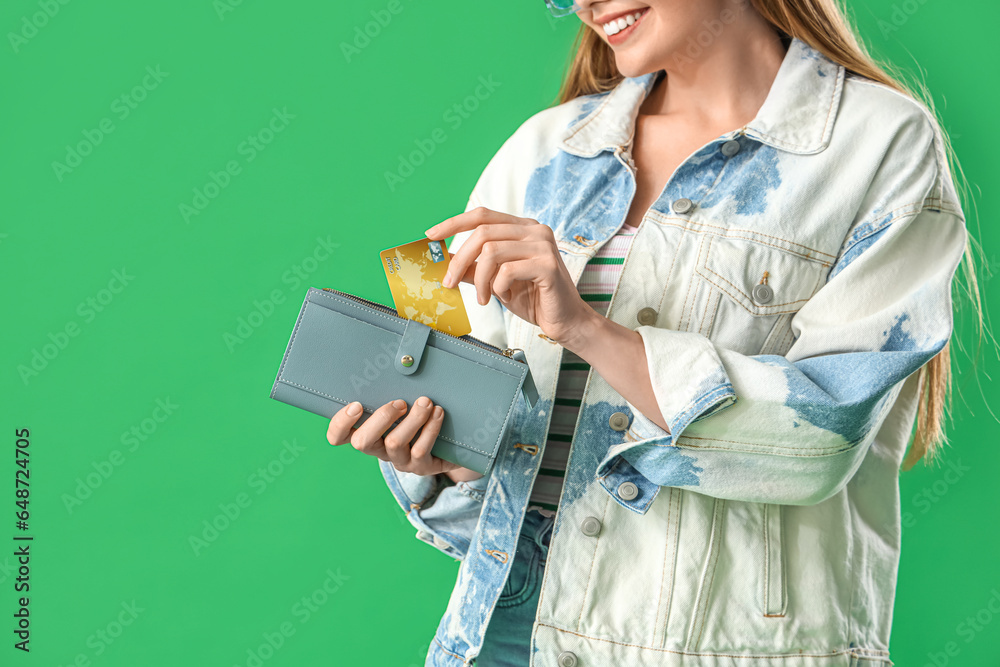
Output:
[{"xmin": 601, "ymin": 8, "xmax": 649, "ymax": 43}]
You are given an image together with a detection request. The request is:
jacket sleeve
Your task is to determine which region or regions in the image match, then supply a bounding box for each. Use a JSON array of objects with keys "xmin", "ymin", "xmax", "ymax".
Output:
[
  {"xmin": 595, "ymin": 128, "xmax": 968, "ymax": 507},
  {"xmin": 377, "ymin": 192, "xmax": 508, "ymax": 560}
]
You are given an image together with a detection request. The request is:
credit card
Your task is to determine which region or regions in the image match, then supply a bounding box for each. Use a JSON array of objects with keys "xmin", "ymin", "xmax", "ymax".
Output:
[{"xmin": 379, "ymin": 237, "xmax": 472, "ymax": 336}]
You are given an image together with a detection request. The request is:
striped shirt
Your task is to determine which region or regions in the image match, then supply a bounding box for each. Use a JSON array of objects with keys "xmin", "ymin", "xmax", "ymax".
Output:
[{"xmin": 527, "ymin": 222, "xmax": 639, "ymax": 516}]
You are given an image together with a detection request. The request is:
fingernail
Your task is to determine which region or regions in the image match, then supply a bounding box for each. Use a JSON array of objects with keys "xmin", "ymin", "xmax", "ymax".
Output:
[
  {"xmin": 442, "ymin": 271, "xmax": 453, "ymax": 288},
  {"xmin": 434, "ymin": 406, "xmax": 444, "ymax": 419},
  {"xmin": 416, "ymin": 396, "xmax": 431, "ymax": 408},
  {"xmin": 424, "ymin": 224, "xmax": 440, "ymax": 237},
  {"xmin": 346, "ymin": 402, "xmax": 362, "ymax": 417},
  {"xmin": 392, "ymin": 399, "xmax": 406, "ymax": 410}
]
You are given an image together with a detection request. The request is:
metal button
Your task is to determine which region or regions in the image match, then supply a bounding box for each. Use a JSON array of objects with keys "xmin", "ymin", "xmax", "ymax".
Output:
[
  {"xmin": 721, "ymin": 139, "xmax": 741, "ymax": 157},
  {"xmin": 617, "ymin": 481, "xmax": 639, "ymax": 501},
  {"xmin": 751, "ymin": 283, "xmax": 774, "ymax": 304},
  {"xmin": 636, "ymin": 306, "xmax": 657, "ymax": 326},
  {"xmin": 671, "ymin": 197, "xmax": 694, "ymax": 214},
  {"xmin": 581, "ymin": 516, "xmax": 602, "ymax": 537},
  {"xmin": 400, "ymin": 354, "xmax": 414, "ymax": 367},
  {"xmin": 557, "ymin": 651, "xmax": 578, "ymax": 667},
  {"xmin": 432, "ymin": 534, "xmax": 450, "ymax": 549},
  {"xmin": 416, "ymin": 530, "xmax": 432, "ymax": 541},
  {"xmin": 608, "ymin": 412, "xmax": 629, "ymax": 431}
]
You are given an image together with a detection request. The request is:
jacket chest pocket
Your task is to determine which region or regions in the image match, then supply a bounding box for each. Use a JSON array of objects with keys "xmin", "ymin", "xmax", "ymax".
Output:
[{"xmin": 690, "ymin": 235, "xmax": 832, "ymax": 356}]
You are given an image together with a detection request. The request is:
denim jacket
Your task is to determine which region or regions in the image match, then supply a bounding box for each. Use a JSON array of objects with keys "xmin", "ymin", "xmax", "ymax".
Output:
[{"xmin": 379, "ymin": 37, "xmax": 967, "ymax": 666}]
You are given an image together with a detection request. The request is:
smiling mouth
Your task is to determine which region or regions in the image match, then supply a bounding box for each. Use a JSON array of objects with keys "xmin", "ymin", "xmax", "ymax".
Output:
[{"xmin": 601, "ymin": 8, "xmax": 649, "ymax": 42}]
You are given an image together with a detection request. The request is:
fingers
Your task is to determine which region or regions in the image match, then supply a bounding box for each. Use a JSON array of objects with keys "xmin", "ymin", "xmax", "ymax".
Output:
[
  {"xmin": 441, "ymin": 215, "xmax": 549, "ymax": 291},
  {"xmin": 409, "ymin": 404, "xmax": 446, "ymax": 470},
  {"xmin": 475, "ymin": 240, "xmax": 554, "ymax": 306},
  {"xmin": 382, "ymin": 396, "xmax": 436, "ymax": 471},
  {"xmin": 425, "ymin": 206, "xmax": 529, "ymax": 241},
  {"xmin": 326, "ymin": 398, "xmax": 448, "ymax": 473},
  {"xmin": 327, "ymin": 401, "xmax": 364, "ymax": 446}
]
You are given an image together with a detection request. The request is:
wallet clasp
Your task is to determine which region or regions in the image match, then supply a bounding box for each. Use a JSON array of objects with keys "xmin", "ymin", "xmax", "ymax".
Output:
[{"xmin": 395, "ymin": 318, "xmax": 432, "ymax": 376}]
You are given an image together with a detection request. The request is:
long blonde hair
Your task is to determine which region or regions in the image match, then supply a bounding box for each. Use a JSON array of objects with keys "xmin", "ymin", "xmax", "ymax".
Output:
[{"xmin": 553, "ymin": 0, "xmax": 983, "ymax": 470}]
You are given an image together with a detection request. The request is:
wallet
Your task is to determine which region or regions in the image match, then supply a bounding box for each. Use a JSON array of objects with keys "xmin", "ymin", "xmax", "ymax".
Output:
[{"xmin": 269, "ymin": 287, "xmax": 539, "ymax": 476}]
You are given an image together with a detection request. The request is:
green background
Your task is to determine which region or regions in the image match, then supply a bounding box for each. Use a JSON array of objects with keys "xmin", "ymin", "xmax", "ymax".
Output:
[{"xmin": 1, "ymin": 0, "xmax": 996, "ymax": 665}]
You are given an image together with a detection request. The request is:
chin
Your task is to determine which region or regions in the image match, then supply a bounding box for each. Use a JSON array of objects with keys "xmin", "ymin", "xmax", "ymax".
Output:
[{"xmin": 610, "ymin": 48, "xmax": 661, "ymax": 79}]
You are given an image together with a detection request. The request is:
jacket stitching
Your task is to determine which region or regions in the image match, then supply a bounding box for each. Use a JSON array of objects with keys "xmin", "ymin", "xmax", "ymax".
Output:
[
  {"xmin": 692, "ymin": 498, "xmax": 726, "ymax": 649},
  {"xmin": 431, "ymin": 636, "xmax": 467, "ymax": 663},
  {"xmin": 675, "ymin": 434, "xmax": 858, "ymax": 456},
  {"xmin": 699, "ymin": 268, "xmax": 817, "ymax": 314},
  {"xmin": 836, "ymin": 198, "xmax": 962, "ymax": 261},
  {"xmin": 763, "ymin": 503, "xmax": 771, "ymax": 615},
  {"xmin": 654, "ymin": 223, "xmax": 684, "ymax": 318},
  {"xmin": 560, "ymin": 91, "xmax": 617, "ymax": 151},
  {"xmin": 534, "ymin": 622, "xmax": 892, "ymax": 661},
  {"xmin": 672, "ymin": 384, "xmax": 737, "ymax": 436},
  {"xmin": 484, "ymin": 548, "xmax": 508, "ymax": 564},
  {"xmin": 749, "ymin": 63, "xmax": 843, "ymax": 152},
  {"xmin": 698, "ymin": 289, "xmax": 717, "ymax": 337},
  {"xmin": 575, "ymin": 490, "xmax": 611, "ymax": 632},
  {"xmin": 645, "ymin": 212, "xmax": 837, "ymax": 260},
  {"xmin": 679, "ymin": 234, "xmax": 710, "ymax": 332},
  {"xmin": 653, "ymin": 487, "xmax": 682, "ymax": 647}
]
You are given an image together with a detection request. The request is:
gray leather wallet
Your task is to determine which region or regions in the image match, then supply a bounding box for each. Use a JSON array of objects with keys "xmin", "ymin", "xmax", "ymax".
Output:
[{"xmin": 270, "ymin": 287, "xmax": 538, "ymax": 476}]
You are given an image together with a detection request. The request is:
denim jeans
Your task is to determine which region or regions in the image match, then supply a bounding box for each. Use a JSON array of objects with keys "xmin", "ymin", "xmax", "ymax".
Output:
[{"xmin": 474, "ymin": 508, "xmax": 555, "ymax": 667}]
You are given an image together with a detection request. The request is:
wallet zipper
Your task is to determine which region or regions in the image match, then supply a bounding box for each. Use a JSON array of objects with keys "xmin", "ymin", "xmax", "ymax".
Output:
[{"xmin": 321, "ymin": 288, "xmax": 525, "ymax": 362}]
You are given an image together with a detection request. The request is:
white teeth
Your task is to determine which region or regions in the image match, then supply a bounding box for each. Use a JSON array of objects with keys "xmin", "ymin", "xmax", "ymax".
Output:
[{"xmin": 602, "ymin": 11, "xmax": 644, "ymax": 36}]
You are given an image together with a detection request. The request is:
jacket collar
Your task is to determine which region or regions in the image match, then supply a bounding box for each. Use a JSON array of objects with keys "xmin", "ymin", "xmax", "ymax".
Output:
[{"xmin": 558, "ymin": 36, "xmax": 845, "ymax": 158}]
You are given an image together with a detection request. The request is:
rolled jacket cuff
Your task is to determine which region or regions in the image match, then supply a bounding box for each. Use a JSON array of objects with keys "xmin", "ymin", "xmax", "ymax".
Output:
[
  {"xmin": 379, "ymin": 460, "xmax": 491, "ymax": 560},
  {"xmin": 595, "ymin": 328, "xmax": 737, "ymax": 509}
]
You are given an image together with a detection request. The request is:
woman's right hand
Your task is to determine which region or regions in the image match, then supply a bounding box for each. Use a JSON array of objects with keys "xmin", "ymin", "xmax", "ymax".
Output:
[{"xmin": 327, "ymin": 396, "xmax": 483, "ymax": 481}]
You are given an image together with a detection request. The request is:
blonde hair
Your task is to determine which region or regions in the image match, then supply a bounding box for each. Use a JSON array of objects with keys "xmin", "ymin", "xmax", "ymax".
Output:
[{"xmin": 553, "ymin": 0, "xmax": 983, "ymax": 471}]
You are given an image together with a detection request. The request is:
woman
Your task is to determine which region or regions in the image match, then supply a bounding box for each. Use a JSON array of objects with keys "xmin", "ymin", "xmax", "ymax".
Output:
[{"xmin": 327, "ymin": 0, "xmax": 975, "ymax": 665}]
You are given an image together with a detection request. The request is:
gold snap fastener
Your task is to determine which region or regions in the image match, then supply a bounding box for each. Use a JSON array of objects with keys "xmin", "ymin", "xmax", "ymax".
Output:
[{"xmin": 401, "ymin": 355, "xmax": 414, "ymax": 367}]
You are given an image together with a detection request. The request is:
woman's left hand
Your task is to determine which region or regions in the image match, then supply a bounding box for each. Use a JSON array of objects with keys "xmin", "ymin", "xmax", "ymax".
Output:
[{"xmin": 424, "ymin": 206, "xmax": 595, "ymax": 347}]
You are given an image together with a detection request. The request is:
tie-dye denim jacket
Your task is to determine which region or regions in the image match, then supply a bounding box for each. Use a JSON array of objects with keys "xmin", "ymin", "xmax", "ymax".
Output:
[{"xmin": 378, "ymin": 37, "xmax": 967, "ymax": 666}]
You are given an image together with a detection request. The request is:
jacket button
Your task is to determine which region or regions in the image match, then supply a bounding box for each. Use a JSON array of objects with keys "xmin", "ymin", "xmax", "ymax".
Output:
[
  {"xmin": 671, "ymin": 197, "xmax": 694, "ymax": 214},
  {"xmin": 617, "ymin": 481, "xmax": 639, "ymax": 501},
  {"xmin": 580, "ymin": 516, "xmax": 602, "ymax": 537},
  {"xmin": 721, "ymin": 139, "xmax": 741, "ymax": 156},
  {"xmin": 557, "ymin": 651, "xmax": 578, "ymax": 667},
  {"xmin": 608, "ymin": 412, "xmax": 629, "ymax": 431},
  {"xmin": 636, "ymin": 307, "xmax": 657, "ymax": 326},
  {"xmin": 751, "ymin": 283, "xmax": 774, "ymax": 304},
  {"xmin": 432, "ymin": 534, "xmax": 450, "ymax": 549}
]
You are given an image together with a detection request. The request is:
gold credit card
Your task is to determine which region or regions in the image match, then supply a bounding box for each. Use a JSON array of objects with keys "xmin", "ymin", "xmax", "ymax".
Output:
[{"xmin": 379, "ymin": 237, "xmax": 472, "ymax": 336}]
